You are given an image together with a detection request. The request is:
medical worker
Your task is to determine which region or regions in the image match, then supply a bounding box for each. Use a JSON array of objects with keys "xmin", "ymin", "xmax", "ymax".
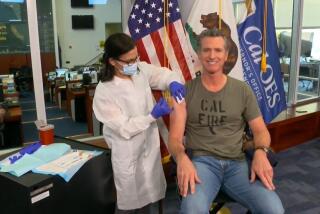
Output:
[{"xmin": 93, "ymin": 33, "xmax": 185, "ymax": 214}]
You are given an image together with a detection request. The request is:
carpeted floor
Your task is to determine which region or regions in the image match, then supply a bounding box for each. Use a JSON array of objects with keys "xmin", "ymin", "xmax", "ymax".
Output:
[{"xmin": 19, "ymin": 92, "xmax": 88, "ymax": 142}]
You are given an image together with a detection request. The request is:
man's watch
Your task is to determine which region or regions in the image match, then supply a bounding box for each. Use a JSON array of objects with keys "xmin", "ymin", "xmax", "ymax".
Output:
[{"xmin": 254, "ymin": 146, "xmax": 271, "ymax": 153}]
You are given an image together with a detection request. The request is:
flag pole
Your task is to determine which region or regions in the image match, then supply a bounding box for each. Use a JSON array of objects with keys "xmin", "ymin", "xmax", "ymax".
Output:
[
  {"xmin": 261, "ymin": 0, "xmax": 268, "ymax": 72},
  {"xmin": 218, "ymin": 0, "xmax": 222, "ymax": 30},
  {"xmin": 163, "ymin": 0, "xmax": 171, "ymax": 103},
  {"xmin": 163, "ymin": 0, "xmax": 169, "ymax": 68}
]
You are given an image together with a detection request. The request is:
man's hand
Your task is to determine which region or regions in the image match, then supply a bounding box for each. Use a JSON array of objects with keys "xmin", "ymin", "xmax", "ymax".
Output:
[
  {"xmin": 176, "ymin": 153, "xmax": 201, "ymax": 197},
  {"xmin": 250, "ymin": 150, "xmax": 275, "ymax": 191}
]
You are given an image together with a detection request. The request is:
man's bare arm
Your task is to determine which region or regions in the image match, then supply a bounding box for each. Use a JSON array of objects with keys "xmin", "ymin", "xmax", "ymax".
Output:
[
  {"xmin": 168, "ymin": 98, "xmax": 201, "ymax": 197},
  {"xmin": 168, "ymin": 97, "xmax": 187, "ymax": 161},
  {"xmin": 248, "ymin": 116, "xmax": 275, "ymax": 190}
]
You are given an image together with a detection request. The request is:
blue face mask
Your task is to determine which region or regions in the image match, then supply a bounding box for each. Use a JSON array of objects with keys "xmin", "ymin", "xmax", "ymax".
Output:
[{"xmin": 122, "ymin": 62, "xmax": 138, "ymax": 76}]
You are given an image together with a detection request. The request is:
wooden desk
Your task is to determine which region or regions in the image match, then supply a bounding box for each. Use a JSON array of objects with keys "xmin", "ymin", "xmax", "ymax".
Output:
[
  {"xmin": 69, "ymin": 88, "xmax": 86, "ymax": 122},
  {"xmin": 54, "ymin": 77, "xmax": 66, "ymax": 109},
  {"xmin": 66, "ymin": 80, "xmax": 83, "ymax": 115},
  {"xmin": 4, "ymin": 106, "xmax": 22, "ymax": 123},
  {"xmin": 268, "ymin": 101, "xmax": 320, "ymax": 152},
  {"xmin": 84, "ymin": 84, "xmax": 100, "ymax": 136},
  {"xmin": 47, "ymin": 79, "xmax": 55, "ymax": 102}
]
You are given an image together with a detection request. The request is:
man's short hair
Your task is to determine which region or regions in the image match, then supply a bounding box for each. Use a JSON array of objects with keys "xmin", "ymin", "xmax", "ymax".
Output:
[{"xmin": 197, "ymin": 28, "xmax": 230, "ymax": 52}]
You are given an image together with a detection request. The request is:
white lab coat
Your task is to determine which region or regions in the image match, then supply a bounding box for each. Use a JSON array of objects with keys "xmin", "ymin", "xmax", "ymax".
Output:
[{"xmin": 93, "ymin": 62, "xmax": 183, "ymax": 210}]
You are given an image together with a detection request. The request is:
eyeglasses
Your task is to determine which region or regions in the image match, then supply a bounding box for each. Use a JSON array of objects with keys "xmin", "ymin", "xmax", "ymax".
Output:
[{"xmin": 115, "ymin": 56, "xmax": 140, "ymax": 66}]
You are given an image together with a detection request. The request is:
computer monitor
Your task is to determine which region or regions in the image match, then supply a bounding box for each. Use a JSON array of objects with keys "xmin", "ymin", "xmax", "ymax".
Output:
[
  {"xmin": 90, "ymin": 70, "xmax": 98, "ymax": 84},
  {"xmin": 48, "ymin": 71, "xmax": 56, "ymax": 81},
  {"xmin": 56, "ymin": 68, "xmax": 68, "ymax": 78},
  {"xmin": 89, "ymin": 0, "xmax": 107, "ymax": 5},
  {"xmin": 65, "ymin": 71, "xmax": 79, "ymax": 81},
  {"xmin": 278, "ymin": 31, "xmax": 313, "ymax": 58}
]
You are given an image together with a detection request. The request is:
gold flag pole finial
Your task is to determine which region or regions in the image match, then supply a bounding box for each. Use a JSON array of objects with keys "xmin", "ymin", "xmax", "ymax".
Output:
[
  {"xmin": 245, "ymin": 0, "xmax": 253, "ymax": 15},
  {"xmin": 261, "ymin": 0, "xmax": 268, "ymax": 72}
]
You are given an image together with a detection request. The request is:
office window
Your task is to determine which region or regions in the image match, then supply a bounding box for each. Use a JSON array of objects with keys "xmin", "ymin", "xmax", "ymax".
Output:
[
  {"xmin": 0, "ymin": 2, "xmax": 29, "ymax": 53},
  {"xmin": 0, "ymin": 1, "xmax": 54, "ymax": 54},
  {"xmin": 296, "ymin": 0, "xmax": 320, "ymax": 101}
]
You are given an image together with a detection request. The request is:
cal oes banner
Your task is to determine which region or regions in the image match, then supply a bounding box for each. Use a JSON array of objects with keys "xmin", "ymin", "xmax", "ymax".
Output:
[
  {"xmin": 237, "ymin": 0, "xmax": 287, "ymax": 123},
  {"xmin": 185, "ymin": 0, "xmax": 243, "ymax": 80}
]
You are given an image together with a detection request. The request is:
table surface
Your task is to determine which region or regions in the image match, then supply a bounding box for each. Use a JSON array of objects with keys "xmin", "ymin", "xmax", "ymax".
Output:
[{"xmin": 0, "ymin": 136, "xmax": 108, "ymax": 187}]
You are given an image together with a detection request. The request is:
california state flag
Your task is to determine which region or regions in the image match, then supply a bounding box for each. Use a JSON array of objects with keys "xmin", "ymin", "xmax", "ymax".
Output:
[{"xmin": 185, "ymin": 0, "xmax": 244, "ymax": 80}]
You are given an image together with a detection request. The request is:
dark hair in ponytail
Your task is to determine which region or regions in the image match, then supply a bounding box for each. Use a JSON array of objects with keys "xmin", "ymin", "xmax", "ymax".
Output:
[{"xmin": 100, "ymin": 33, "xmax": 136, "ymax": 82}]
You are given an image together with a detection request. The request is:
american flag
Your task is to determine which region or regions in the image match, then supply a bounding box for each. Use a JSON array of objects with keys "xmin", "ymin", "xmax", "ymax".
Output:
[
  {"xmin": 128, "ymin": 0, "xmax": 195, "ymax": 157},
  {"xmin": 128, "ymin": 0, "xmax": 195, "ymax": 81}
]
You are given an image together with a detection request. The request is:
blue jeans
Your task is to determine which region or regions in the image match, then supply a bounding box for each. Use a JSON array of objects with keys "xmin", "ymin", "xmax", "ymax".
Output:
[{"xmin": 180, "ymin": 156, "xmax": 284, "ymax": 214}]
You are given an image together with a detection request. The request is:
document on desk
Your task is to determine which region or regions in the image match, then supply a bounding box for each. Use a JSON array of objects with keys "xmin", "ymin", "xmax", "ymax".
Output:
[{"xmin": 32, "ymin": 150, "xmax": 102, "ymax": 182}]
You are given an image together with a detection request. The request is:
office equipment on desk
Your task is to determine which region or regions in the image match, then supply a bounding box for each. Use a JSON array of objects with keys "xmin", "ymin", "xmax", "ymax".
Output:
[
  {"xmin": 279, "ymin": 31, "xmax": 313, "ymax": 58},
  {"xmin": 82, "ymin": 72, "xmax": 92, "ymax": 85},
  {"xmin": 56, "ymin": 68, "xmax": 68, "ymax": 78},
  {"xmin": 76, "ymin": 74, "xmax": 83, "ymax": 80},
  {"xmin": 90, "ymin": 70, "xmax": 98, "ymax": 83},
  {"xmin": 82, "ymin": 70, "xmax": 98, "ymax": 85},
  {"xmin": 2, "ymin": 99, "xmax": 20, "ymax": 108},
  {"xmin": 1, "ymin": 76, "xmax": 16, "ymax": 94},
  {"xmin": 47, "ymin": 71, "xmax": 56, "ymax": 81},
  {"xmin": 65, "ymin": 70, "xmax": 78, "ymax": 81}
]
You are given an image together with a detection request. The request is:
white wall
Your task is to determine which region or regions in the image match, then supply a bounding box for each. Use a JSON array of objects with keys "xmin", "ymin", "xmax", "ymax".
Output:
[
  {"xmin": 274, "ymin": 0, "xmax": 320, "ymax": 29},
  {"xmin": 55, "ymin": 0, "xmax": 121, "ymax": 68}
]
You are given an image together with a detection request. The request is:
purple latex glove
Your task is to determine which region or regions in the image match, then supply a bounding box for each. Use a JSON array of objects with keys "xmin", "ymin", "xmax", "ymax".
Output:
[
  {"xmin": 9, "ymin": 142, "xmax": 42, "ymax": 164},
  {"xmin": 151, "ymin": 98, "xmax": 172, "ymax": 119},
  {"xmin": 169, "ymin": 81, "xmax": 186, "ymax": 103}
]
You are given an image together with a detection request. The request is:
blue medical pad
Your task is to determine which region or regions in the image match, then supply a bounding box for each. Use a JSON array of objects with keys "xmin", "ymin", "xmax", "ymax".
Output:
[{"xmin": 0, "ymin": 143, "xmax": 71, "ymax": 177}]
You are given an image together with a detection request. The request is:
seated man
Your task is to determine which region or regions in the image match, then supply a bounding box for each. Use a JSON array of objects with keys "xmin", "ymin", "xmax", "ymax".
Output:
[{"xmin": 168, "ymin": 29, "xmax": 284, "ymax": 214}]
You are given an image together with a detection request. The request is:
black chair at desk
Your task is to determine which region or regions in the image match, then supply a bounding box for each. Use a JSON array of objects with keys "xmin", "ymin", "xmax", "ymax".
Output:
[
  {"xmin": 0, "ymin": 82, "xmax": 5, "ymax": 146},
  {"xmin": 0, "ymin": 108, "xmax": 5, "ymax": 147}
]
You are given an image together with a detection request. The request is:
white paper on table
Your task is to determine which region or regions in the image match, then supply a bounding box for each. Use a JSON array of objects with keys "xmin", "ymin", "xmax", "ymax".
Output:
[{"xmin": 34, "ymin": 150, "xmax": 94, "ymax": 174}]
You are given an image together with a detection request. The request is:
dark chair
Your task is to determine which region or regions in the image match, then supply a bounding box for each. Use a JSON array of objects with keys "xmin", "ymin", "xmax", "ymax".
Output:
[
  {"xmin": 170, "ymin": 136, "xmax": 278, "ymax": 214},
  {"xmin": 0, "ymin": 123, "xmax": 4, "ymax": 147},
  {"xmin": 0, "ymin": 107, "xmax": 5, "ymax": 147}
]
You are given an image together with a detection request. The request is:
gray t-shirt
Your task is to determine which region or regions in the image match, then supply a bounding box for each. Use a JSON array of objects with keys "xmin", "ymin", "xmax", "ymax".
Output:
[{"xmin": 185, "ymin": 76, "xmax": 261, "ymax": 160}]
